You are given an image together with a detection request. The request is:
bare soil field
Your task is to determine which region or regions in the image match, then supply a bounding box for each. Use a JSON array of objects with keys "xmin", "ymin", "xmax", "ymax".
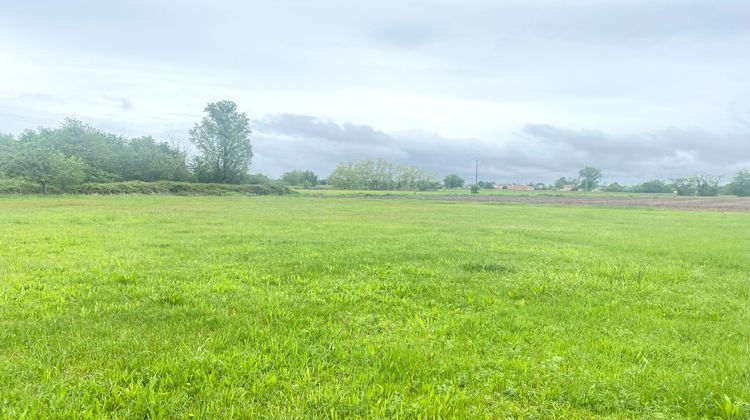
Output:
[{"xmin": 376, "ymin": 194, "xmax": 750, "ymax": 212}]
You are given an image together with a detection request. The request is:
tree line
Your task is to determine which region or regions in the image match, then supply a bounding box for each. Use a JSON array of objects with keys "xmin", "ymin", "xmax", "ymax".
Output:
[
  {"xmin": 439, "ymin": 167, "xmax": 750, "ymax": 197},
  {"xmin": 326, "ymin": 159, "xmax": 439, "ymax": 191},
  {"xmin": 552, "ymin": 168, "xmax": 750, "ymax": 197},
  {"xmin": 1, "ymin": 101, "xmax": 748, "ymax": 196},
  {"xmin": 0, "ymin": 101, "xmax": 264, "ymax": 193}
]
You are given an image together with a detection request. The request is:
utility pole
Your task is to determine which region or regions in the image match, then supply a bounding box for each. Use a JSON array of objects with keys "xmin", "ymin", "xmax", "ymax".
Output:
[{"xmin": 475, "ymin": 159, "xmax": 478, "ymax": 186}]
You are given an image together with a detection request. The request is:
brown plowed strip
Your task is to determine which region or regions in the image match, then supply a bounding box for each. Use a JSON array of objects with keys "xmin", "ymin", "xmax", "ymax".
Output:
[{"xmin": 369, "ymin": 195, "xmax": 750, "ymax": 212}]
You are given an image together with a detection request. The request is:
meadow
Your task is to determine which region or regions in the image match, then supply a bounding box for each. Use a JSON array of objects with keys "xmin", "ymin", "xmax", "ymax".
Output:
[{"xmin": 0, "ymin": 195, "xmax": 748, "ymax": 418}]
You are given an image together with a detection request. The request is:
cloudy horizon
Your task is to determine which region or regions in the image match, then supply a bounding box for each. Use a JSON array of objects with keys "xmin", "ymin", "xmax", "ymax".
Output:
[{"xmin": 1, "ymin": 0, "xmax": 748, "ymax": 183}]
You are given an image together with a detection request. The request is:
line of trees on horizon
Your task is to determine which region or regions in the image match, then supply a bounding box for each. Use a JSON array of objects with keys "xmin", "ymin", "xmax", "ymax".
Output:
[
  {"xmin": 1, "ymin": 103, "xmax": 749, "ymax": 197},
  {"xmin": 278, "ymin": 166, "xmax": 750, "ymax": 197},
  {"xmin": 549, "ymin": 168, "xmax": 750, "ymax": 197}
]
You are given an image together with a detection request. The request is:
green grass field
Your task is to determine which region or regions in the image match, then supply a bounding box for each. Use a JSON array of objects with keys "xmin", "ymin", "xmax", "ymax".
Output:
[{"xmin": 0, "ymin": 195, "xmax": 748, "ymax": 418}]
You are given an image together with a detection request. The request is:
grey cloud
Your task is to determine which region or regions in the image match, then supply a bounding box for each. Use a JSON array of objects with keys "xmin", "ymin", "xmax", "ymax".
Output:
[
  {"xmin": 254, "ymin": 114, "xmax": 391, "ymax": 144},
  {"xmin": 252, "ymin": 113, "xmax": 750, "ymax": 184}
]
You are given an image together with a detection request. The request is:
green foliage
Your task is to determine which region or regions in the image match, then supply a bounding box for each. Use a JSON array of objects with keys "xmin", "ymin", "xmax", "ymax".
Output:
[
  {"xmin": 602, "ymin": 182, "xmax": 625, "ymax": 192},
  {"xmin": 672, "ymin": 174, "xmax": 720, "ymax": 196},
  {"xmin": 554, "ymin": 177, "xmax": 578, "ymax": 190},
  {"xmin": 727, "ymin": 170, "xmax": 750, "ymax": 197},
  {"xmin": 0, "ymin": 196, "xmax": 746, "ymax": 417},
  {"xmin": 470, "ymin": 184, "xmax": 479, "ymax": 193},
  {"xmin": 631, "ymin": 179, "xmax": 672, "ymax": 193},
  {"xmin": 3, "ymin": 119, "xmax": 190, "ymax": 184},
  {"xmin": 71, "ymin": 181, "xmax": 290, "ymax": 195},
  {"xmin": 716, "ymin": 395, "xmax": 746, "ymax": 419},
  {"xmin": 0, "ymin": 133, "xmax": 18, "ymax": 170},
  {"xmin": 477, "ymin": 180, "xmax": 495, "ymax": 189},
  {"xmin": 281, "ymin": 170, "xmax": 319, "ymax": 187},
  {"xmin": 0, "ymin": 178, "xmax": 42, "ymax": 194},
  {"xmin": 18, "ymin": 119, "xmax": 125, "ymax": 182},
  {"xmin": 328, "ymin": 159, "xmax": 436, "ymax": 190},
  {"xmin": 578, "ymin": 167, "xmax": 602, "ymax": 191},
  {"xmin": 190, "ymin": 100, "xmax": 253, "ymax": 184},
  {"xmin": 243, "ymin": 173, "xmax": 274, "ymax": 185},
  {"xmin": 443, "ymin": 174, "xmax": 465, "ymax": 188},
  {"xmin": 4, "ymin": 146, "xmax": 85, "ymax": 193},
  {"xmin": 121, "ymin": 136, "xmax": 191, "ymax": 182}
]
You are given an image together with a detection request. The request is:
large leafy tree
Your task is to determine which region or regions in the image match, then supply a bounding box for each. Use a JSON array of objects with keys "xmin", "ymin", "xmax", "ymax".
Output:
[
  {"xmin": 578, "ymin": 167, "xmax": 602, "ymax": 191},
  {"xmin": 190, "ymin": 100, "xmax": 253, "ymax": 184}
]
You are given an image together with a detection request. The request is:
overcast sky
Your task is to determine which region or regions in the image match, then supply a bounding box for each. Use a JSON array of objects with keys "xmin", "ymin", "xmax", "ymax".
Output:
[{"xmin": 1, "ymin": 0, "xmax": 748, "ymax": 183}]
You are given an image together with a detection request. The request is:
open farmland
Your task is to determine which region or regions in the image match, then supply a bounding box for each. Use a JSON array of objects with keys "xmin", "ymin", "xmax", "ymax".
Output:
[
  {"xmin": 300, "ymin": 189, "xmax": 750, "ymax": 212},
  {"xmin": 0, "ymin": 195, "xmax": 748, "ymax": 417}
]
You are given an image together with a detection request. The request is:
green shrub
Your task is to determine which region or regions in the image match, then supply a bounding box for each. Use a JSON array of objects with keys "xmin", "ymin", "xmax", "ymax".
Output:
[
  {"xmin": 71, "ymin": 181, "xmax": 292, "ymax": 196},
  {"xmin": 0, "ymin": 178, "xmax": 44, "ymax": 194}
]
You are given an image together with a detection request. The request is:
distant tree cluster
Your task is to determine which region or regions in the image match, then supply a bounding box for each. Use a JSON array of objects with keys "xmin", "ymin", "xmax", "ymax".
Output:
[
  {"xmin": 628, "ymin": 179, "xmax": 673, "ymax": 193},
  {"xmin": 548, "ymin": 167, "xmax": 750, "ymax": 197},
  {"xmin": 554, "ymin": 176, "xmax": 578, "ymax": 190},
  {"xmin": 602, "ymin": 174, "xmax": 726, "ymax": 196},
  {"xmin": 328, "ymin": 159, "xmax": 438, "ymax": 190},
  {"xmin": 281, "ymin": 170, "xmax": 319, "ymax": 187},
  {"xmin": 0, "ymin": 119, "xmax": 191, "ymax": 193},
  {"xmin": 670, "ymin": 174, "xmax": 721, "ymax": 196},
  {"xmin": 0, "ymin": 100, "xmax": 265, "ymax": 193}
]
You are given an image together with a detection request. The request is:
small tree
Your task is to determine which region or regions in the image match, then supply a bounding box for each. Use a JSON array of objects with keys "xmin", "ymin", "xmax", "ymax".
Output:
[
  {"xmin": 728, "ymin": 170, "xmax": 750, "ymax": 197},
  {"xmin": 443, "ymin": 174, "xmax": 464, "ymax": 188},
  {"xmin": 5, "ymin": 147, "xmax": 85, "ymax": 193},
  {"xmin": 190, "ymin": 100, "xmax": 252, "ymax": 184},
  {"xmin": 578, "ymin": 167, "xmax": 602, "ymax": 192}
]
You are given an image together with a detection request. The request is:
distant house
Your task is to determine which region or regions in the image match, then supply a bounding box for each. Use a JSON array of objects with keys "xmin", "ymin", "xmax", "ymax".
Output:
[
  {"xmin": 560, "ymin": 184, "xmax": 576, "ymax": 191},
  {"xmin": 495, "ymin": 183, "xmax": 535, "ymax": 191}
]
